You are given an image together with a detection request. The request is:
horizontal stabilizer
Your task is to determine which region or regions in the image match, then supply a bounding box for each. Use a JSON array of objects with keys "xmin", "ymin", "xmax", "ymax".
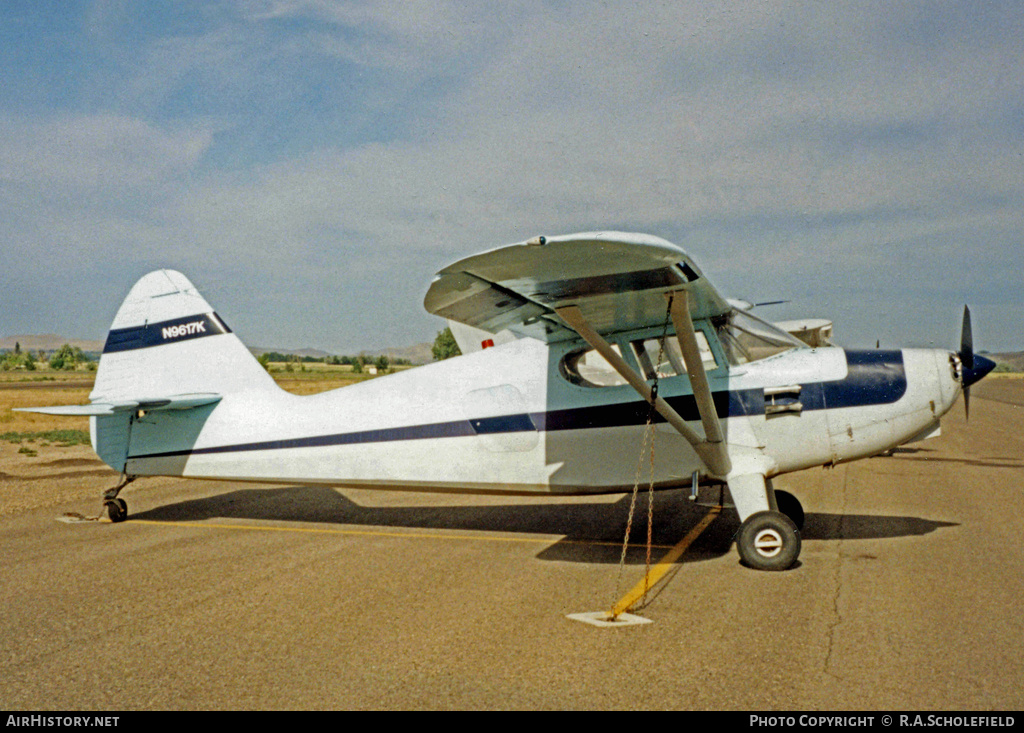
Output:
[{"xmin": 16, "ymin": 393, "xmax": 222, "ymax": 417}]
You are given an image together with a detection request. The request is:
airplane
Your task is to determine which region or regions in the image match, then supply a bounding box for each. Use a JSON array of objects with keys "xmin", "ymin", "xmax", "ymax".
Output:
[{"xmin": 19, "ymin": 231, "xmax": 996, "ymax": 571}]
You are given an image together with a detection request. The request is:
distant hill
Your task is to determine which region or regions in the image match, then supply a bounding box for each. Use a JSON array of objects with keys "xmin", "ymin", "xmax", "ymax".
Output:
[
  {"xmin": 247, "ymin": 346, "xmax": 332, "ymax": 360},
  {"xmin": 247, "ymin": 342, "xmax": 434, "ymax": 365},
  {"xmin": 988, "ymin": 351, "xmax": 1024, "ymax": 372},
  {"xmin": 0, "ymin": 334, "xmax": 103, "ymax": 353},
  {"xmin": 2, "ymin": 333, "xmax": 435, "ymax": 365},
  {"xmin": 380, "ymin": 342, "xmax": 434, "ymax": 365}
]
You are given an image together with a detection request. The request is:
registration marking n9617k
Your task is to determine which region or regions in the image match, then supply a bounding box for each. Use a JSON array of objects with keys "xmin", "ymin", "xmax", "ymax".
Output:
[{"xmin": 163, "ymin": 321, "xmax": 207, "ymax": 339}]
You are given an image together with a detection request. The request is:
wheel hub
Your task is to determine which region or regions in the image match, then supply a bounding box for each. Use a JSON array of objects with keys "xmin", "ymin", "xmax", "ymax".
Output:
[{"xmin": 753, "ymin": 528, "xmax": 784, "ymax": 558}]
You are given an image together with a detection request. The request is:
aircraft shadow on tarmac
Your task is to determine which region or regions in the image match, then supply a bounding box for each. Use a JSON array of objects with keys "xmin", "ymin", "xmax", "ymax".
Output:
[
  {"xmin": 129, "ymin": 485, "xmax": 958, "ymax": 566},
  {"xmin": 885, "ymin": 446, "xmax": 1024, "ymax": 469}
]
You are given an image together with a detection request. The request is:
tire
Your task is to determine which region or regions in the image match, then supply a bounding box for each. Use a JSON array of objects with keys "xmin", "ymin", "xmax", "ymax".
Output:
[
  {"xmin": 737, "ymin": 511, "xmax": 801, "ymax": 571},
  {"xmin": 105, "ymin": 498, "xmax": 128, "ymax": 523},
  {"xmin": 774, "ymin": 489, "xmax": 805, "ymax": 531}
]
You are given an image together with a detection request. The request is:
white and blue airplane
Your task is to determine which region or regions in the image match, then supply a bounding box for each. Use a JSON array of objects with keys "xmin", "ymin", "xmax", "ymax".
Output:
[{"xmin": 20, "ymin": 232, "xmax": 995, "ymax": 570}]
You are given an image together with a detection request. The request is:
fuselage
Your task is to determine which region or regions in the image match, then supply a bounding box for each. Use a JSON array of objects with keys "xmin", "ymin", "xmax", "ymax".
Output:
[{"xmin": 113, "ymin": 327, "xmax": 964, "ymax": 496}]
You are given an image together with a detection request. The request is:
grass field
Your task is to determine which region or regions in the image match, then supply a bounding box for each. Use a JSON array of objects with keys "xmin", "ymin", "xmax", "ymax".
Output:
[{"xmin": 264, "ymin": 361, "xmax": 416, "ymax": 394}]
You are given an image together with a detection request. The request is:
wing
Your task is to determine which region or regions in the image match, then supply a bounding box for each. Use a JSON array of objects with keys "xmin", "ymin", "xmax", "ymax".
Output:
[
  {"xmin": 426, "ymin": 231, "xmax": 734, "ymax": 477},
  {"xmin": 424, "ymin": 232, "xmax": 731, "ymax": 342}
]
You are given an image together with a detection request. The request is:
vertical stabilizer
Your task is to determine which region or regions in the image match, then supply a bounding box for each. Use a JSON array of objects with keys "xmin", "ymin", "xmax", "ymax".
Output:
[{"xmin": 91, "ymin": 270, "xmax": 278, "ymax": 402}]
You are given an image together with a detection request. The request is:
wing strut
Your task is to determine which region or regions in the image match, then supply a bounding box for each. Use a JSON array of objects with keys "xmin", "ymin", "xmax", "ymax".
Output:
[
  {"xmin": 554, "ymin": 304, "xmax": 730, "ymax": 477},
  {"xmin": 668, "ymin": 291, "xmax": 726, "ymax": 446}
]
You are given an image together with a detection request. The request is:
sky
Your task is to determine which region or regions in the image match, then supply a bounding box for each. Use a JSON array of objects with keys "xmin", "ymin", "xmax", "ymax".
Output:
[{"xmin": 1, "ymin": 1, "xmax": 1022, "ymax": 354}]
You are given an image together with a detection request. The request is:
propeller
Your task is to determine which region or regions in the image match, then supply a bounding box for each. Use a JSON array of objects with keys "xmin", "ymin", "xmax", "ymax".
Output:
[
  {"xmin": 957, "ymin": 305, "xmax": 996, "ymax": 420},
  {"xmin": 961, "ymin": 305, "xmax": 974, "ymax": 371}
]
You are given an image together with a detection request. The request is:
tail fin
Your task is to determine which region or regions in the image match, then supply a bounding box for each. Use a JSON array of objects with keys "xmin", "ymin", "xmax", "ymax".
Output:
[
  {"xmin": 18, "ymin": 270, "xmax": 278, "ymax": 474},
  {"xmin": 91, "ymin": 270, "xmax": 278, "ymax": 402}
]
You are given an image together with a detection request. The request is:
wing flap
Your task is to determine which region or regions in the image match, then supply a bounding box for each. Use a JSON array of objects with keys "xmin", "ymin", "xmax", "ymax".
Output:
[{"xmin": 425, "ymin": 271, "xmax": 549, "ymax": 334}]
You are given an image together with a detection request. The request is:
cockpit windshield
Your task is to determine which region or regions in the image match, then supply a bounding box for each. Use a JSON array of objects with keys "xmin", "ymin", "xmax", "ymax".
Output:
[{"xmin": 715, "ymin": 309, "xmax": 807, "ymax": 365}]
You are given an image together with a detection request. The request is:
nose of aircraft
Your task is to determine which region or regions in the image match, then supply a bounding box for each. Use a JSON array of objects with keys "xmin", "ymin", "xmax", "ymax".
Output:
[
  {"xmin": 956, "ymin": 305, "xmax": 996, "ymax": 420},
  {"xmin": 962, "ymin": 353, "xmax": 996, "ymax": 388}
]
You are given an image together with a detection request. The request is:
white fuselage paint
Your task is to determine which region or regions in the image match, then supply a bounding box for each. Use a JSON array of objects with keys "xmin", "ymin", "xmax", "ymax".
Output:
[{"xmin": 119, "ymin": 335, "xmax": 963, "ymax": 497}]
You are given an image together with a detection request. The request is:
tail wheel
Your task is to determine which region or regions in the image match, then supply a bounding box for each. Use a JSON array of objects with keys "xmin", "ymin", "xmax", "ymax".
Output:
[
  {"xmin": 737, "ymin": 511, "xmax": 801, "ymax": 571},
  {"xmin": 104, "ymin": 498, "xmax": 128, "ymax": 523}
]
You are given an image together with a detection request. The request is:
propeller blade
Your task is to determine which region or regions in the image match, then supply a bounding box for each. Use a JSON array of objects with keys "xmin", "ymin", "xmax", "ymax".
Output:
[
  {"xmin": 960, "ymin": 305, "xmax": 974, "ymax": 371},
  {"xmin": 956, "ymin": 306, "xmax": 996, "ymax": 421}
]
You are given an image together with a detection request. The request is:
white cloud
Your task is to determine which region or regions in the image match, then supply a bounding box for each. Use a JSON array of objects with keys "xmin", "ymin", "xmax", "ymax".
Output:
[
  {"xmin": 0, "ymin": 114, "xmax": 211, "ymax": 189},
  {"xmin": 1, "ymin": 1, "xmax": 1021, "ymax": 351}
]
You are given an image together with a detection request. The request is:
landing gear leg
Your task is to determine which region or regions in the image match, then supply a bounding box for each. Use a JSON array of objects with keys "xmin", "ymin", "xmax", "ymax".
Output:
[
  {"xmin": 102, "ymin": 474, "xmax": 136, "ymax": 523},
  {"xmin": 729, "ymin": 473, "xmax": 802, "ymax": 571}
]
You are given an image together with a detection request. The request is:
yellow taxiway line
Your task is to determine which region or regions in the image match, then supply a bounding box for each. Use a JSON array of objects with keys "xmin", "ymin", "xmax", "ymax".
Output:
[{"xmin": 609, "ymin": 505, "xmax": 721, "ymax": 619}]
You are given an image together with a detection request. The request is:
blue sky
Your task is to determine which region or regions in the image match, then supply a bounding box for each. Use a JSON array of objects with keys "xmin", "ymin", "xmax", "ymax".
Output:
[{"xmin": 1, "ymin": 1, "xmax": 1022, "ymax": 353}]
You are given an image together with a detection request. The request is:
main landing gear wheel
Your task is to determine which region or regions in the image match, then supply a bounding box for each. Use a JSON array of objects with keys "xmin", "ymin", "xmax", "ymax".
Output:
[
  {"xmin": 774, "ymin": 489, "xmax": 805, "ymax": 531},
  {"xmin": 737, "ymin": 511, "xmax": 801, "ymax": 571},
  {"xmin": 104, "ymin": 498, "xmax": 128, "ymax": 523}
]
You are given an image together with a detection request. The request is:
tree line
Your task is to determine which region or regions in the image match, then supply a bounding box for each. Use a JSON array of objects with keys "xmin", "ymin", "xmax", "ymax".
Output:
[
  {"xmin": 1, "ymin": 328, "xmax": 466, "ymax": 375},
  {"xmin": 0, "ymin": 343, "xmax": 96, "ymax": 372},
  {"xmin": 256, "ymin": 352, "xmax": 411, "ymax": 374}
]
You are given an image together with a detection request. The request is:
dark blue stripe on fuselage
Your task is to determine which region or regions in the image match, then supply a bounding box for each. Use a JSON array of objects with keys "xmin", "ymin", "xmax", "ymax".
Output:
[
  {"xmin": 141, "ymin": 419, "xmax": 480, "ymax": 459},
  {"xmin": 127, "ymin": 349, "xmax": 907, "ymax": 460},
  {"xmin": 104, "ymin": 313, "xmax": 231, "ymax": 354},
  {"xmin": 471, "ymin": 413, "xmax": 538, "ymax": 434},
  {"xmin": 823, "ymin": 349, "xmax": 907, "ymax": 408}
]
